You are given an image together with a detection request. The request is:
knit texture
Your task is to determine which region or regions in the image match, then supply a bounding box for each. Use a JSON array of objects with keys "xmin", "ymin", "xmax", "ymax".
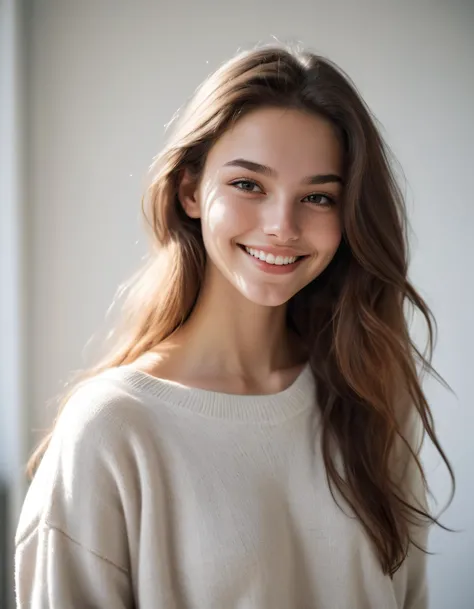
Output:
[{"xmin": 15, "ymin": 364, "xmax": 428, "ymax": 608}]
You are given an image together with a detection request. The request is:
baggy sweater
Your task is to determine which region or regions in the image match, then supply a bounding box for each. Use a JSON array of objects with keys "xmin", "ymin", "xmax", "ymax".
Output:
[{"xmin": 15, "ymin": 363, "xmax": 428, "ymax": 608}]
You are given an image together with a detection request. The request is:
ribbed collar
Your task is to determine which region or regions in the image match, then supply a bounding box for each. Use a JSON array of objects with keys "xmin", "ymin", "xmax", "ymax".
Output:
[{"xmin": 103, "ymin": 363, "xmax": 315, "ymax": 424}]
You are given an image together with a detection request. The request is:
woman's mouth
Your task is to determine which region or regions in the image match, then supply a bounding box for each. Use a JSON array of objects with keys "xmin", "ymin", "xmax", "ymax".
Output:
[{"xmin": 238, "ymin": 244, "xmax": 308, "ymax": 274}]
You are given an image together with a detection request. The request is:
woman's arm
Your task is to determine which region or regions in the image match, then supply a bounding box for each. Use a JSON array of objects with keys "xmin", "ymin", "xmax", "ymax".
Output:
[
  {"xmin": 15, "ymin": 380, "xmax": 136, "ymax": 608},
  {"xmin": 402, "ymin": 498, "xmax": 429, "ymax": 609},
  {"xmin": 15, "ymin": 524, "xmax": 132, "ymax": 608},
  {"xmin": 394, "ymin": 407, "xmax": 431, "ymax": 609}
]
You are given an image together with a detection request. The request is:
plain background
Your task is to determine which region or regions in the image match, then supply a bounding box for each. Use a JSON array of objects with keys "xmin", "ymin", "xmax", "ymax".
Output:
[{"xmin": 1, "ymin": 0, "xmax": 473, "ymax": 607}]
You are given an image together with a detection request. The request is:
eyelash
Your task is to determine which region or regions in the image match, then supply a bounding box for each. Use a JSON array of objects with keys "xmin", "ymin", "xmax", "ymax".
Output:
[{"xmin": 229, "ymin": 179, "xmax": 336, "ymax": 207}]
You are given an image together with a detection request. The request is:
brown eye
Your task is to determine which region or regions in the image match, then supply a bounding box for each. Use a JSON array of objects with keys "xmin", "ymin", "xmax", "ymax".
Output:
[
  {"xmin": 302, "ymin": 193, "xmax": 335, "ymax": 207},
  {"xmin": 230, "ymin": 179, "xmax": 262, "ymax": 193}
]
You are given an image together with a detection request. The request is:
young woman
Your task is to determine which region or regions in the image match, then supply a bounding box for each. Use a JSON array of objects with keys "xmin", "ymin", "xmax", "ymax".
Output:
[{"xmin": 15, "ymin": 45, "xmax": 453, "ymax": 608}]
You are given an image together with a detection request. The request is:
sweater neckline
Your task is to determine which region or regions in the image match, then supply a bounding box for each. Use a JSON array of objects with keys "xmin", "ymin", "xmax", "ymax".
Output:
[{"xmin": 104, "ymin": 362, "xmax": 315, "ymax": 424}]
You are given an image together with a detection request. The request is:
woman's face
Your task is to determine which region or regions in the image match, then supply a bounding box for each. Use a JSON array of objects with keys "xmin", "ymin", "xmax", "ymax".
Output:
[{"xmin": 180, "ymin": 106, "xmax": 344, "ymax": 307}]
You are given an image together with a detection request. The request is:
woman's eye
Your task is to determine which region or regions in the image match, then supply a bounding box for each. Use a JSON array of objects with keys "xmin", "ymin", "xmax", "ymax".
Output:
[
  {"xmin": 230, "ymin": 180, "xmax": 262, "ymax": 193},
  {"xmin": 303, "ymin": 193, "xmax": 335, "ymax": 207}
]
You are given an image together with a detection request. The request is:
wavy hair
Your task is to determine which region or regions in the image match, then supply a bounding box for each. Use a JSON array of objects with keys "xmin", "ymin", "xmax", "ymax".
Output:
[{"xmin": 28, "ymin": 45, "xmax": 454, "ymax": 575}]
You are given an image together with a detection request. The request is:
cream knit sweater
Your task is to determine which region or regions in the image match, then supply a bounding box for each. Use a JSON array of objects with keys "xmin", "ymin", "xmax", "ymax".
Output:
[{"xmin": 15, "ymin": 364, "xmax": 428, "ymax": 608}]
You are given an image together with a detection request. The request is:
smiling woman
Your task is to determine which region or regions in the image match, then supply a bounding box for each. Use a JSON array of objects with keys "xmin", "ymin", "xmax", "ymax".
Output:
[
  {"xmin": 15, "ymin": 45, "xmax": 453, "ymax": 609},
  {"xmin": 178, "ymin": 107, "xmax": 343, "ymax": 306}
]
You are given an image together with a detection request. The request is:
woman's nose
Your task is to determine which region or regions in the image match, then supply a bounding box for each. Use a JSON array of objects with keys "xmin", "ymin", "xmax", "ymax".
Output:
[{"xmin": 262, "ymin": 199, "xmax": 300, "ymax": 243}]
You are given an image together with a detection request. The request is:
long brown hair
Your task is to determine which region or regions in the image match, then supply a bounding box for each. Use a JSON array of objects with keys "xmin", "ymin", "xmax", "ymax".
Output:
[{"xmin": 28, "ymin": 45, "xmax": 454, "ymax": 575}]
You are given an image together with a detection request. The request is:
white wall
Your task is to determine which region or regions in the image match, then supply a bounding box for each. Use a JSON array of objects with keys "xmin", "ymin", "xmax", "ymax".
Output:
[
  {"xmin": 0, "ymin": 0, "xmax": 28, "ymax": 606},
  {"xmin": 23, "ymin": 0, "xmax": 474, "ymax": 607},
  {"xmin": 0, "ymin": 0, "xmax": 27, "ymax": 488}
]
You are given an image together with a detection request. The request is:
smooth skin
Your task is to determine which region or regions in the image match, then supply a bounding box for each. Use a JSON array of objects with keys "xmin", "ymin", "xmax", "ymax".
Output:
[{"xmin": 133, "ymin": 107, "xmax": 344, "ymax": 395}]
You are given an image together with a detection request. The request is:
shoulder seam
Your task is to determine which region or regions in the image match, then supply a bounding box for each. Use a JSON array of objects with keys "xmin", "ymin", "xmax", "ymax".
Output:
[
  {"xmin": 19, "ymin": 521, "xmax": 130, "ymax": 575},
  {"xmin": 46, "ymin": 521, "xmax": 130, "ymax": 574},
  {"xmin": 46, "ymin": 522, "xmax": 129, "ymax": 574}
]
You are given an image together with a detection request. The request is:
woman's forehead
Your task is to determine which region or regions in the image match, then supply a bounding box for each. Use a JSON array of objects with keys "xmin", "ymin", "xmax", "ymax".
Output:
[{"xmin": 205, "ymin": 107, "xmax": 344, "ymax": 180}]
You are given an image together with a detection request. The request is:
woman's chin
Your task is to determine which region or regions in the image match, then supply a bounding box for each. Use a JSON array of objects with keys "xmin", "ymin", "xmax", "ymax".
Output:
[{"xmin": 236, "ymin": 285, "xmax": 296, "ymax": 308}]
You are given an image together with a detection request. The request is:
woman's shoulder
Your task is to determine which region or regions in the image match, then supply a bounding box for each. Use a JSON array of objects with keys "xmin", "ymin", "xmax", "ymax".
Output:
[
  {"xmin": 16, "ymin": 368, "xmax": 169, "ymax": 544},
  {"xmin": 15, "ymin": 370, "xmax": 155, "ymax": 564},
  {"xmin": 56, "ymin": 367, "xmax": 159, "ymax": 438},
  {"xmin": 42, "ymin": 365, "xmax": 175, "ymax": 474}
]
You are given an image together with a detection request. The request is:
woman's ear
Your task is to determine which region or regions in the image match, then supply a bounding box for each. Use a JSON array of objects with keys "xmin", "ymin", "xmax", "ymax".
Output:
[{"xmin": 178, "ymin": 168, "xmax": 201, "ymax": 219}]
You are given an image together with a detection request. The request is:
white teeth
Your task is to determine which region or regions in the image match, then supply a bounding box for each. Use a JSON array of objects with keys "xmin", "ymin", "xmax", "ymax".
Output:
[{"xmin": 244, "ymin": 247, "xmax": 298, "ymax": 265}]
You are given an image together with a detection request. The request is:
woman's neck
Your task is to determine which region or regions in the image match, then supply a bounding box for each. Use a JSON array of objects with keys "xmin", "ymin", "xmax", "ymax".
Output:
[
  {"xmin": 177, "ymin": 290, "xmax": 292, "ymax": 376},
  {"xmin": 142, "ymin": 268, "xmax": 306, "ymax": 394}
]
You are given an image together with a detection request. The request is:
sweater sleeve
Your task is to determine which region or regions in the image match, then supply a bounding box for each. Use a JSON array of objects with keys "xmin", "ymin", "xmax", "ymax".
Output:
[
  {"xmin": 403, "ymin": 529, "xmax": 428, "ymax": 609},
  {"xmin": 15, "ymin": 523, "xmax": 131, "ymax": 608},
  {"xmin": 15, "ymin": 380, "xmax": 136, "ymax": 608},
  {"xmin": 394, "ymin": 408, "xmax": 431, "ymax": 609}
]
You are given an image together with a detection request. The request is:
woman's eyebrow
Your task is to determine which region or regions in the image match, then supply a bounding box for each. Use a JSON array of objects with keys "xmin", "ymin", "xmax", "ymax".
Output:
[{"xmin": 223, "ymin": 158, "xmax": 344, "ymax": 186}]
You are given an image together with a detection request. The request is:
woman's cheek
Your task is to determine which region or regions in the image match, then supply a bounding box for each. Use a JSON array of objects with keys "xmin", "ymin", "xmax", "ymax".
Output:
[
  {"xmin": 204, "ymin": 195, "xmax": 249, "ymax": 239},
  {"xmin": 308, "ymin": 211, "xmax": 342, "ymax": 249}
]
